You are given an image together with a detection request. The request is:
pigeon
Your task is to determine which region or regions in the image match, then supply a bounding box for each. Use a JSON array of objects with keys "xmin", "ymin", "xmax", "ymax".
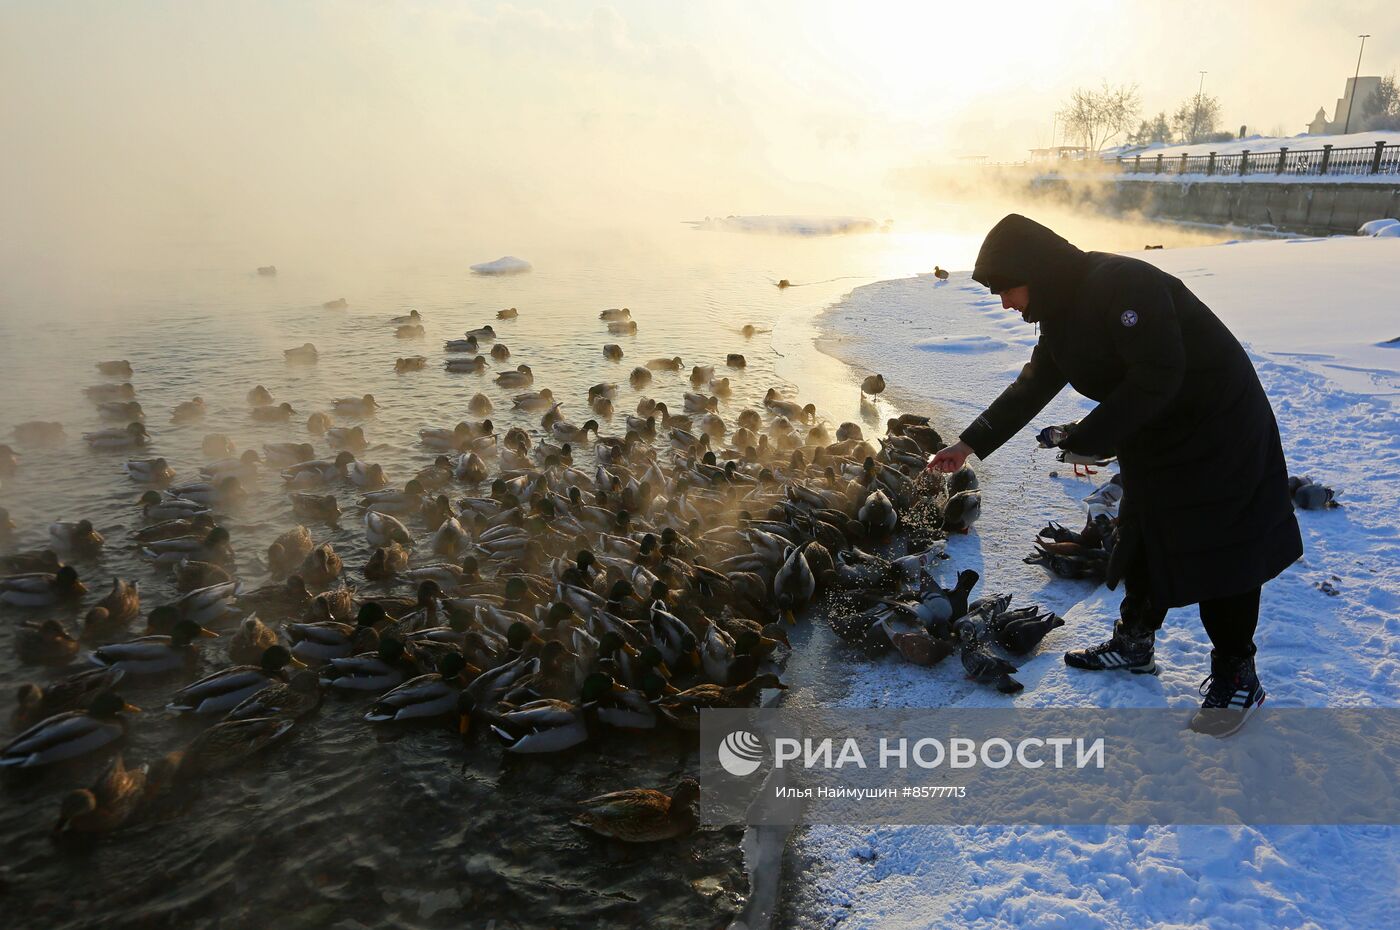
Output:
[
  {"xmin": 947, "ymin": 465, "xmax": 979, "ymax": 495},
  {"xmin": 957, "ymin": 622, "xmax": 1023, "ymax": 694},
  {"xmin": 1289, "ymin": 475, "xmax": 1340, "ymax": 510},
  {"xmin": 994, "ymin": 611, "xmax": 1065, "ymax": 654}
]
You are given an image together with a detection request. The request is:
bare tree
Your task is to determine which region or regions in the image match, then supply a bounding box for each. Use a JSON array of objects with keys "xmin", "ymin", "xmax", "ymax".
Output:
[
  {"xmin": 1058, "ymin": 82, "xmax": 1141, "ymax": 152},
  {"xmin": 1362, "ymin": 74, "xmax": 1400, "ymax": 131},
  {"xmin": 1171, "ymin": 92, "xmax": 1221, "ymax": 145}
]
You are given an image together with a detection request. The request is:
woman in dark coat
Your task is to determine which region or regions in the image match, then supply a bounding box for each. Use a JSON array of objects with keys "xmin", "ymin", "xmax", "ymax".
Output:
[{"xmin": 930, "ymin": 214, "xmax": 1302, "ymax": 736}]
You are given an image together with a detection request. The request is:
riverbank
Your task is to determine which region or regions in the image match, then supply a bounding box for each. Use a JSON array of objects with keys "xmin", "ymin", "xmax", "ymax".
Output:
[{"xmin": 781, "ymin": 235, "xmax": 1400, "ymax": 929}]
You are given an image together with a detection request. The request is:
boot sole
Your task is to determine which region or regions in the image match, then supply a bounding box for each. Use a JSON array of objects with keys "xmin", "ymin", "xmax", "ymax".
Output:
[{"xmin": 1190, "ymin": 691, "xmax": 1265, "ymax": 739}]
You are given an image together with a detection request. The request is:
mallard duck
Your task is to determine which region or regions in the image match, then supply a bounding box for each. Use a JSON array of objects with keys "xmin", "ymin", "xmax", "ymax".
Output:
[
  {"xmin": 551, "ymin": 419, "xmax": 599, "ymax": 444},
  {"xmin": 495, "ymin": 365, "xmax": 534, "ymax": 388},
  {"xmin": 396, "ymin": 323, "xmax": 424, "ymax": 339},
  {"xmin": 0, "ymin": 548, "xmax": 60, "ymax": 575},
  {"xmin": 96, "ymin": 360, "xmax": 133, "ymax": 377},
  {"xmin": 420, "ymin": 423, "xmax": 471, "ymax": 451},
  {"xmin": 490, "ymin": 697, "xmax": 594, "ymax": 753},
  {"xmin": 267, "ymin": 525, "xmax": 314, "ymax": 576},
  {"xmin": 0, "ymin": 565, "xmax": 86, "ymax": 607},
  {"xmin": 365, "ymin": 510, "xmax": 413, "ymax": 548},
  {"xmin": 0, "ymin": 690, "xmax": 139, "ymax": 768},
  {"xmin": 284, "ymin": 342, "xmax": 318, "ymax": 363},
  {"xmin": 170, "ymin": 397, "xmax": 206, "ymax": 424},
  {"xmin": 84, "ymin": 382, "xmax": 136, "ymax": 402},
  {"xmin": 299, "ymin": 543, "xmax": 343, "ymax": 587},
  {"xmin": 137, "ymin": 491, "xmax": 210, "ymax": 521},
  {"xmin": 13, "ymin": 667, "xmax": 125, "ymax": 730},
  {"xmin": 347, "ymin": 461, "xmax": 389, "ymax": 489},
  {"xmin": 168, "ymin": 645, "xmax": 305, "ymax": 715},
  {"xmin": 90, "ymin": 618, "xmax": 217, "ymax": 677},
  {"xmin": 465, "ymin": 324, "xmax": 496, "ymax": 341},
  {"xmin": 571, "ymin": 778, "xmax": 699, "ymax": 842},
  {"xmin": 247, "ymin": 385, "xmax": 274, "ymax": 406},
  {"xmin": 308, "ymin": 587, "xmax": 356, "ymax": 623},
  {"xmin": 173, "ymin": 559, "xmax": 232, "ymax": 592},
  {"xmin": 291, "ymin": 493, "xmax": 341, "ymax": 523},
  {"xmin": 175, "ymin": 580, "xmax": 242, "ymax": 626},
  {"xmin": 17, "ymin": 619, "xmax": 80, "ymax": 665},
  {"xmin": 332, "ymin": 394, "xmax": 379, "ymax": 416},
  {"xmin": 225, "ymin": 669, "xmax": 322, "ymax": 721},
  {"xmin": 599, "ymin": 307, "xmax": 631, "ymax": 321},
  {"xmin": 364, "ymin": 651, "xmax": 469, "ymax": 723},
  {"xmin": 326, "ymin": 426, "xmax": 368, "ymax": 451},
  {"xmin": 170, "ymin": 477, "xmax": 244, "ymax": 509},
  {"xmin": 83, "ymin": 422, "xmax": 149, "ymax": 450},
  {"xmin": 608, "ymin": 319, "xmax": 637, "ymax": 335},
  {"xmin": 511, "ymin": 388, "xmax": 554, "ymax": 411},
  {"xmin": 860, "ymin": 373, "xmax": 886, "ymax": 400},
  {"xmin": 773, "ymin": 543, "xmax": 815, "ymax": 620},
  {"xmin": 81, "ymin": 578, "xmax": 140, "ymax": 640},
  {"xmin": 169, "ymin": 716, "xmax": 295, "ymax": 778},
  {"xmin": 646, "ymin": 356, "xmax": 683, "ymax": 372},
  {"xmin": 445, "ymin": 354, "xmax": 488, "ymax": 374},
  {"xmin": 98, "ymin": 400, "xmax": 144, "ymax": 421},
  {"xmin": 390, "ymin": 309, "xmax": 422, "ymax": 324},
  {"xmin": 54, "ymin": 753, "xmax": 148, "ymax": 834},
  {"xmin": 361, "ymin": 481, "xmax": 426, "ymax": 516},
  {"xmin": 125, "ymin": 457, "xmax": 176, "ymax": 484},
  {"xmin": 262, "ymin": 441, "xmax": 315, "ymax": 466},
  {"xmin": 603, "ymin": 343, "xmax": 624, "ymax": 361},
  {"xmin": 251, "ymin": 402, "xmax": 295, "ymax": 423},
  {"xmin": 657, "ymin": 674, "xmax": 786, "ymax": 729},
  {"xmin": 942, "ymin": 490, "xmax": 982, "ymax": 533},
  {"xmin": 320, "ymin": 637, "xmax": 417, "ymax": 692},
  {"xmin": 858, "ymin": 488, "xmax": 898, "ymax": 536},
  {"xmin": 364, "ymin": 544, "xmax": 410, "ymax": 580},
  {"xmin": 491, "ymin": 343, "xmax": 511, "ymax": 361},
  {"xmin": 306, "ymin": 411, "xmax": 334, "ymax": 434},
  {"xmin": 286, "ymin": 603, "xmax": 383, "ymax": 665},
  {"xmin": 468, "ymin": 392, "xmax": 493, "ymax": 414},
  {"xmin": 228, "ymin": 615, "xmax": 278, "ymax": 665},
  {"xmin": 726, "ymin": 353, "xmax": 746, "ymax": 368}
]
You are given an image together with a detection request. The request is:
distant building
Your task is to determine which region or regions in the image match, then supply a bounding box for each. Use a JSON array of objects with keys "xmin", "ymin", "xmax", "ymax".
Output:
[
  {"xmin": 1308, "ymin": 76, "xmax": 1383, "ymax": 134},
  {"xmin": 1028, "ymin": 145, "xmax": 1088, "ymax": 161}
]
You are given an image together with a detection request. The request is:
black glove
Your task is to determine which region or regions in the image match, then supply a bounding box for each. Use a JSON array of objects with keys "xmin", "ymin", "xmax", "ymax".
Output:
[{"xmin": 1036, "ymin": 422, "xmax": 1078, "ymax": 449}]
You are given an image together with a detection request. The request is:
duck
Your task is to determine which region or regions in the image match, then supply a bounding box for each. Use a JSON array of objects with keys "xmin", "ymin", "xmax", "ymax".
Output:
[
  {"xmin": 420, "ymin": 422, "xmax": 472, "ymax": 451},
  {"xmin": 13, "ymin": 420, "xmax": 66, "ymax": 444},
  {"xmin": 495, "ymin": 365, "xmax": 534, "ymax": 388},
  {"xmin": 84, "ymin": 382, "xmax": 136, "ymax": 403},
  {"xmin": 646, "ymin": 356, "xmax": 683, "ymax": 372},
  {"xmin": 1, "ymin": 690, "xmax": 139, "ymax": 768},
  {"xmin": 395, "ymin": 323, "xmax": 425, "ymax": 339},
  {"xmin": 942, "ymin": 490, "xmax": 982, "ymax": 533},
  {"xmin": 267, "ymin": 525, "xmax": 314, "ymax": 576},
  {"xmin": 551, "ymin": 419, "xmax": 599, "ymax": 444},
  {"xmin": 251, "ymin": 402, "xmax": 296, "ymax": 423},
  {"xmin": 860, "ymin": 373, "xmax": 886, "ymax": 400},
  {"xmin": 364, "ymin": 543, "xmax": 411, "ymax": 580},
  {"xmin": 490, "ymin": 344, "xmax": 511, "ymax": 361},
  {"xmin": 599, "ymin": 307, "xmax": 631, "ymax": 321},
  {"xmin": 173, "ymin": 559, "xmax": 232, "ymax": 592},
  {"xmin": 167, "ymin": 645, "xmax": 305, "ymax": 715},
  {"xmin": 390, "ymin": 309, "xmax": 422, "ymax": 324},
  {"xmin": 83, "ymin": 578, "xmax": 141, "ymax": 640},
  {"xmin": 125, "ymin": 457, "xmax": 176, "ymax": 484},
  {"xmin": 225, "ymin": 670, "xmax": 322, "ymax": 721},
  {"xmin": 629, "ymin": 367, "xmax": 652, "ymax": 389},
  {"xmin": 466, "ymin": 324, "xmax": 496, "ymax": 341},
  {"xmin": 292, "ymin": 492, "xmax": 341, "ymax": 523},
  {"xmin": 320, "ymin": 637, "xmax": 417, "ymax": 692},
  {"xmin": 49, "ymin": 519, "xmax": 105, "ymax": 554},
  {"xmin": 603, "ymin": 344, "xmax": 624, "ymax": 361},
  {"xmin": 229, "ymin": 615, "xmax": 279, "ymax": 665},
  {"xmin": 166, "ymin": 716, "xmax": 296, "ymax": 779},
  {"xmin": 0, "ymin": 565, "xmax": 87, "ymax": 607},
  {"xmin": 571, "ymin": 778, "xmax": 700, "ymax": 842},
  {"xmin": 489, "ymin": 695, "xmax": 596, "ymax": 753},
  {"xmin": 54, "ymin": 754, "xmax": 149, "ymax": 834},
  {"xmin": 96, "ymin": 360, "xmax": 133, "ymax": 377},
  {"xmin": 170, "ymin": 476, "xmax": 245, "ymax": 508},
  {"xmin": 326, "ymin": 426, "xmax": 368, "ymax": 451},
  {"xmin": 608, "ymin": 319, "xmax": 637, "ymax": 335},
  {"xmin": 98, "ymin": 400, "xmax": 145, "ymax": 421},
  {"xmin": 281, "ymin": 450, "xmax": 356, "ymax": 488},
  {"xmin": 395, "ymin": 356, "xmax": 428, "ymax": 373},
  {"xmin": 83, "ymin": 422, "xmax": 150, "ymax": 450},
  {"xmin": 299, "ymin": 543, "xmax": 343, "ymax": 587},
  {"xmin": 347, "ymin": 461, "xmax": 389, "ymax": 489},
  {"xmin": 284, "ymin": 342, "xmax": 318, "ymax": 363},
  {"xmin": 858, "ymin": 488, "xmax": 898, "ymax": 536},
  {"xmin": 443, "ymin": 336, "xmax": 480, "ymax": 352},
  {"xmin": 287, "ymin": 603, "xmax": 384, "ymax": 665},
  {"xmin": 12, "ymin": 667, "xmax": 125, "ymax": 730},
  {"xmin": 141, "ymin": 527, "xmax": 234, "ymax": 567},
  {"xmin": 137, "ymin": 490, "xmax": 210, "ymax": 521},
  {"xmin": 773, "ymin": 543, "xmax": 815, "ymax": 620},
  {"xmin": 237, "ymin": 575, "xmax": 313, "ymax": 618},
  {"xmin": 364, "ymin": 651, "xmax": 470, "ymax": 723},
  {"xmin": 262, "ymin": 441, "xmax": 315, "ymax": 466},
  {"xmin": 445, "ymin": 354, "xmax": 488, "ymax": 373},
  {"xmin": 656, "ymin": 675, "xmax": 786, "ymax": 729},
  {"xmin": 365, "ymin": 510, "xmax": 413, "ymax": 548},
  {"xmin": 90, "ymin": 618, "xmax": 217, "ymax": 677},
  {"xmin": 203, "ymin": 434, "xmax": 236, "ymax": 458},
  {"xmin": 332, "ymin": 394, "xmax": 379, "ymax": 416},
  {"xmin": 306, "ymin": 411, "xmax": 334, "ymax": 434},
  {"xmin": 17, "ymin": 619, "xmax": 80, "ymax": 665},
  {"xmin": 247, "ymin": 385, "xmax": 274, "ymax": 406}
]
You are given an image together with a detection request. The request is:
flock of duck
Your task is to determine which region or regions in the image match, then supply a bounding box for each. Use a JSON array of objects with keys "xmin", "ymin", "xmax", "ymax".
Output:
[{"xmin": 0, "ymin": 299, "xmax": 1068, "ymax": 846}]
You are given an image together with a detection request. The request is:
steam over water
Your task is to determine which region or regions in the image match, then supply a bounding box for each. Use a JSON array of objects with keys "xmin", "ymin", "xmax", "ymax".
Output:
[{"xmin": 0, "ymin": 207, "xmax": 1239, "ymax": 928}]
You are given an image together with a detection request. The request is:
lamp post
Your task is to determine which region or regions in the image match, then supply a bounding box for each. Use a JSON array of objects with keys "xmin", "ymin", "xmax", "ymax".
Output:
[
  {"xmin": 1342, "ymin": 34, "xmax": 1370, "ymax": 135},
  {"xmin": 1193, "ymin": 71, "xmax": 1207, "ymax": 143}
]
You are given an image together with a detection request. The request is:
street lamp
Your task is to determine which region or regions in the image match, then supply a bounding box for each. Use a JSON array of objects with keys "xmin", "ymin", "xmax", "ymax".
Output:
[
  {"xmin": 1192, "ymin": 71, "xmax": 1207, "ymax": 143},
  {"xmin": 1342, "ymin": 34, "xmax": 1370, "ymax": 135}
]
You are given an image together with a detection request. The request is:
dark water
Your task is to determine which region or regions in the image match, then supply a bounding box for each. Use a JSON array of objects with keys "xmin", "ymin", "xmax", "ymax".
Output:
[{"xmin": 0, "ymin": 208, "xmax": 1242, "ymax": 929}]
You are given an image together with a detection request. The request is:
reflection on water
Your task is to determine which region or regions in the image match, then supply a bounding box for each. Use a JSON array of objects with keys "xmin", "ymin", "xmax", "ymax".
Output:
[{"xmin": 0, "ymin": 202, "xmax": 1241, "ymax": 928}]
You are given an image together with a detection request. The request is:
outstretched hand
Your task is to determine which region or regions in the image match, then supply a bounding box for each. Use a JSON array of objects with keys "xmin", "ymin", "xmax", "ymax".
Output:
[{"xmin": 928, "ymin": 440, "xmax": 973, "ymax": 474}]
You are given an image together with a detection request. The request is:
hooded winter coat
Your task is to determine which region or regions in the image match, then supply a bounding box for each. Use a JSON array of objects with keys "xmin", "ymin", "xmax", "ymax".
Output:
[{"xmin": 962, "ymin": 214, "xmax": 1302, "ymax": 608}]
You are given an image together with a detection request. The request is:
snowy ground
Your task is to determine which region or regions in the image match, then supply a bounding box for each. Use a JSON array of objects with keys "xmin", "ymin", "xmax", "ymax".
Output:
[
  {"xmin": 1112, "ymin": 129, "xmax": 1400, "ymax": 161},
  {"xmin": 786, "ymin": 235, "xmax": 1400, "ymax": 930}
]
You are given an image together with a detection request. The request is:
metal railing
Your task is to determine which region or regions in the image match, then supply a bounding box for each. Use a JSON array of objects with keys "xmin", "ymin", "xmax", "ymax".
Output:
[{"xmin": 1114, "ymin": 141, "xmax": 1399, "ymax": 178}]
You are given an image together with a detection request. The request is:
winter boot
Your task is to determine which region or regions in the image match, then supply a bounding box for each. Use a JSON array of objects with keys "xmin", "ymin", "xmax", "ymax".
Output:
[
  {"xmin": 1063, "ymin": 620, "xmax": 1158, "ymax": 674},
  {"xmin": 1189, "ymin": 648, "xmax": 1266, "ymax": 738}
]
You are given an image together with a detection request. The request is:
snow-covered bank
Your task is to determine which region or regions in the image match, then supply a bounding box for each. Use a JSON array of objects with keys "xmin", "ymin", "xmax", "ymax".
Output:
[
  {"xmin": 787, "ymin": 236, "xmax": 1400, "ymax": 929},
  {"xmin": 689, "ymin": 216, "xmax": 882, "ymax": 236}
]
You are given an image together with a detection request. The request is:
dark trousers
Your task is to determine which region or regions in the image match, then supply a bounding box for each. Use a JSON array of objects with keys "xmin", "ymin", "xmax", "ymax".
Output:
[{"xmin": 1120, "ymin": 548, "xmax": 1259, "ymax": 657}]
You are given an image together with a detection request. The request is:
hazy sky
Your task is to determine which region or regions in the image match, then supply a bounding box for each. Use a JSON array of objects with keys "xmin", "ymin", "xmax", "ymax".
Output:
[{"xmin": 2, "ymin": 1, "xmax": 1397, "ymax": 275}]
